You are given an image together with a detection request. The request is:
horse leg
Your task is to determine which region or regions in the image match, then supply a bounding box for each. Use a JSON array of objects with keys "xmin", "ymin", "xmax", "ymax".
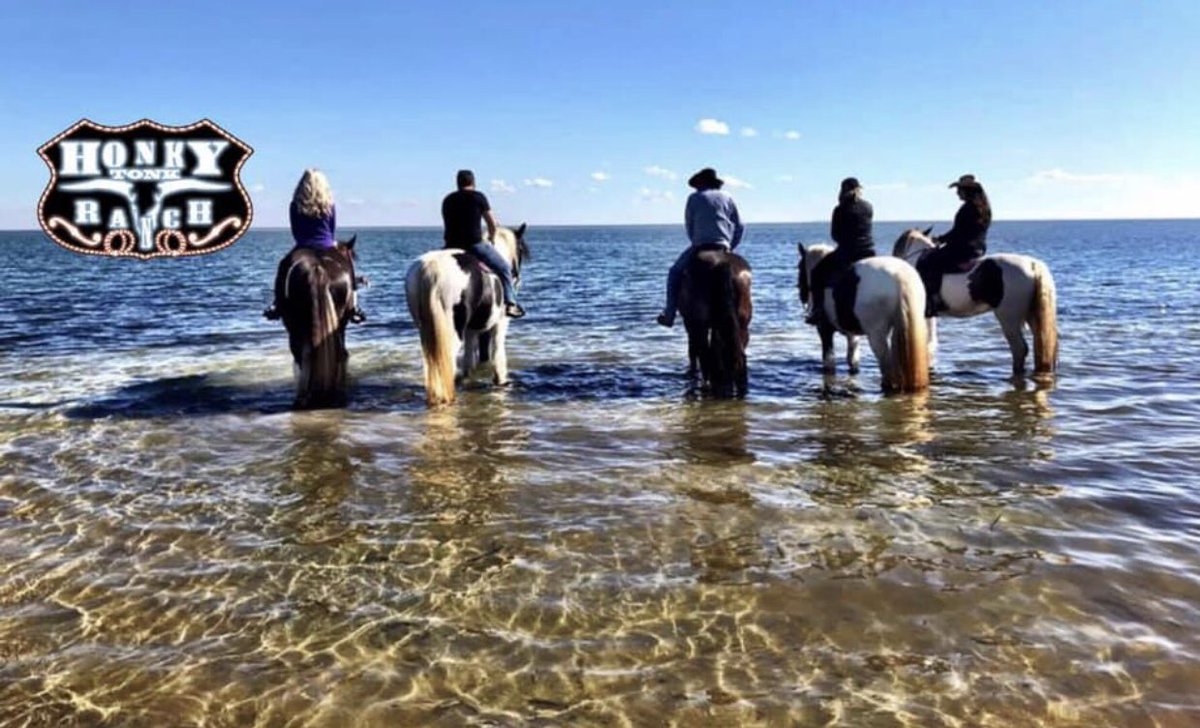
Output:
[
  {"xmin": 997, "ymin": 310, "xmax": 1029, "ymax": 377},
  {"xmin": 818, "ymin": 324, "xmax": 836, "ymax": 374},
  {"xmin": 846, "ymin": 333, "xmax": 861, "ymax": 375},
  {"xmin": 684, "ymin": 319, "xmax": 702, "ymax": 381},
  {"xmin": 492, "ymin": 319, "xmax": 510, "ymax": 386},
  {"xmin": 927, "ymin": 317, "xmax": 938, "ymax": 368},
  {"xmin": 865, "ymin": 326, "xmax": 894, "ymax": 392},
  {"xmin": 460, "ymin": 330, "xmax": 478, "ymax": 383}
]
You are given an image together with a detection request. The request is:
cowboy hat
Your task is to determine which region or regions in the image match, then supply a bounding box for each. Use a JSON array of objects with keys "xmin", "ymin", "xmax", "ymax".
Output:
[
  {"xmin": 688, "ymin": 167, "xmax": 724, "ymax": 190},
  {"xmin": 949, "ymin": 174, "xmax": 979, "ymax": 189}
]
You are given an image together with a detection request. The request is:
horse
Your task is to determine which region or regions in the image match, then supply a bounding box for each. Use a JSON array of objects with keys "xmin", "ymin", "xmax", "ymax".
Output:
[
  {"xmin": 892, "ymin": 228, "xmax": 1058, "ymax": 376},
  {"xmin": 275, "ymin": 236, "xmax": 360, "ymax": 409},
  {"xmin": 405, "ymin": 224, "xmax": 530, "ymax": 406},
  {"xmin": 677, "ymin": 247, "xmax": 753, "ymax": 397},
  {"xmin": 797, "ymin": 243, "xmax": 930, "ymax": 393}
]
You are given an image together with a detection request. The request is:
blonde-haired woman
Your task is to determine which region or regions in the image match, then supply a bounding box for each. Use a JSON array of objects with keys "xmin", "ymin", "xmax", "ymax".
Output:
[
  {"xmin": 265, "ymin": 169, "xmax": 364, "ymax": 321},
  {"xmin": 290, "ymin": 168, "xmax": 337, "ymax": 250}
]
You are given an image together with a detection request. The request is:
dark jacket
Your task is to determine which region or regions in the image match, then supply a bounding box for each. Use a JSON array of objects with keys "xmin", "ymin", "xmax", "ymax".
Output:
[
  {"xmin": 937, "ymin": 200, "xmax": 990, "ymax": 258},
  {"xmin": 830, "ymin": 196, "xmax": 875, "ymax": 257}
]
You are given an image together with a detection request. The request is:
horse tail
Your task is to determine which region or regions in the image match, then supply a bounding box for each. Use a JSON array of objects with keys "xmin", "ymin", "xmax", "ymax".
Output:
[
  {"xmin": 302, "ymin": 263, "xmax": 344, "ymax": 407},
  {"xmin": 796, "ymin": 242, "xmax": 809, "ymax": 305},
  {"xmin": 408, "ymin": 259, "xmax": 459, "ymax": 406},
  {"xmin": 710, "ymin": 260, "xmax": 745, "ymax": 396},
  {"xmin": 1028, "ymin": 260, "xmax": 1058, "ymax": 373},
  {"xmin": 890, "ymin": 268, "xmax": 930, "ymax": 392}
]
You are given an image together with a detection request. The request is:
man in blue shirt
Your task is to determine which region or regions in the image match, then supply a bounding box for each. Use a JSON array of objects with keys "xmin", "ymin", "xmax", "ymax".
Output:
[{"xmin": 657, "ymin": 167, "xmax": 745, "ymax": 327}]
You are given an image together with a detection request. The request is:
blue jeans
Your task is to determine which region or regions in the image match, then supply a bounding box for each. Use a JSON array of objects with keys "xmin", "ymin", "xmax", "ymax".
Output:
[
  {"xmin": 469, "ymin": 242, "xmax": 518, "ymax": 305},
  {"xmin": 664, "ymin": 244, "xmax": 729, "ymax": 316}
]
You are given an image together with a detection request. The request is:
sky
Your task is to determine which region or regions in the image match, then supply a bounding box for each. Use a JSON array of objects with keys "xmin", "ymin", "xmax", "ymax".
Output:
[{"xmin": 2, "ymin": 1, "xmax": 1198, "ymax": 228}]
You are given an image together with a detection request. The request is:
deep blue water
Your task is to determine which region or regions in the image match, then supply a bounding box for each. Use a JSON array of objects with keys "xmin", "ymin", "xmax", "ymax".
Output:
[{"xmin": 1, "ymin": 220, "xmax": 1199, "ymax": 725}]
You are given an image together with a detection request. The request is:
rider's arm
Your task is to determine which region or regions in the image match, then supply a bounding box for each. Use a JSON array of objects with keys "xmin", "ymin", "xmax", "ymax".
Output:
[
  {"xmin": 483, "ymin": 208, "xmax": 498, "ymax": 242},
  {"xmin": 730, "ymin": 199, "xmax": 745, "ymax": 250},
  {"xmin": 684, "ymin": 194, "xmax": 696, "ymax": 245}
]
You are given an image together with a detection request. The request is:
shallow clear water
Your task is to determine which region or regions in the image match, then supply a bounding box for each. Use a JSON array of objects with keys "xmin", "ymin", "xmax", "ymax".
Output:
[{"xmin": 1, "ymin": 220, "xmax": 1199, "ymax": 726}]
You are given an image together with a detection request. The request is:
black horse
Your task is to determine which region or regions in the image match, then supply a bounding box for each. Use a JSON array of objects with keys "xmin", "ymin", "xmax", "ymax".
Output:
[
  {"xmin": 677, "ymin": 247, "xmax": 753, "ymax": 397},
  {"xmin": 272, "ymin": 236, "xmax": 360, "ymax": 409}
]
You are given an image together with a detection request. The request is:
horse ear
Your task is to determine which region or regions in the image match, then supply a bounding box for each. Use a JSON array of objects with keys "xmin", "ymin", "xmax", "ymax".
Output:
[
  {"xmin": 796, "ymin": 241, "xmax": 804, "ymax": 254},
  {"xmin": 921, "ymin": 226, "xmax": 933, "ymax": 236},
  {"xmin": 346, "ymin": 234, "xmax": 357, "ymax": 249},
  {"xmin": 515, "ymin": 222, "xmax": 527, "ymax": 238}
]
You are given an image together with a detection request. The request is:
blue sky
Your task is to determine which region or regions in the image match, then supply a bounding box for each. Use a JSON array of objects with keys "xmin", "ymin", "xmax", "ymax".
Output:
[{"xmin": 2, "ymin": 1, "xmax": 1198, "ymax": 228}]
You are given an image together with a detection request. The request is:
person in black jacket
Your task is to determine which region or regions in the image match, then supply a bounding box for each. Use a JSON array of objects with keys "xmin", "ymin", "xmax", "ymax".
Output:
[
  {"xmin": 805, "ymin": 177, "xmax": 876, "ymax": 325},
  {"xmin": 919, "ymin": 174, "xmax": 991, "ymax": 316}
]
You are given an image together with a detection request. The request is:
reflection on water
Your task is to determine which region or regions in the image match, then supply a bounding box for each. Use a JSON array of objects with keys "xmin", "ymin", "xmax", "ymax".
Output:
[{"xmin": 2, "ymin": 221, "xmax": 1200, "ymax": 725}]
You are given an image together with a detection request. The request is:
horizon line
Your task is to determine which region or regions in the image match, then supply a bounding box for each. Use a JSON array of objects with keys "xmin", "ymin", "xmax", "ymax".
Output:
[{"xmin": 3, "ymin": 216, "xmax": 1198, "ymax": 234}]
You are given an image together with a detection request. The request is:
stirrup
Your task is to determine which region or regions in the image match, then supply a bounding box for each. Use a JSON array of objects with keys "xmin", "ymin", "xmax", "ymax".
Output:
[
  {"xmin": 349, "ymin": 307, "xmax": 367, "ymax": 324},
  {"xmin": 263, "ymin": 305, "xmax": 281, "ymax": 321},
  {"xmin": 656, "ymin": 312, "xmax": 675, "ymax": 328},
  {"xmin": 505, "ymin": 303, "xmax": 526, "ymax": 319}
]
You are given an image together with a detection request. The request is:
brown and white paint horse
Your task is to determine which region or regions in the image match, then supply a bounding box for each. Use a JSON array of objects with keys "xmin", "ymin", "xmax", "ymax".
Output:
[
  {"xmin": 405, "ymin": 225, "xmax": 529, "ymax": 406},
  {"xmin": 798, "ymin": 243, "xmax": 930, "ymax": 393},
  {"xmin": 892, "ymin": 229, "xmax": 1058, "ymax": 376}
]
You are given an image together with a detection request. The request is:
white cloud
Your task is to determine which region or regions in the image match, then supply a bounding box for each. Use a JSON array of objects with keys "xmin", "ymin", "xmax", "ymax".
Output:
[
  {"xmin": 491, "ymin": 179, "xmax": 515, "ymax": 193},
  {"xmin": 523, "ymin": 177, "xmax": 554, "ymax": 188},
  {"xmin": 644, "ymin": 165, "xmax": 678, "ymax": 181},
  {"xmin": 251, "ymin": 183, "xmax": 265, "ymax": 192},
  {"xmin": 740, "ymin": 127, "xmax": 758, "ymax": 138},
  {"xmin": 775, "ymin": 174, "xmax": 795, "ymax": 183},
  {"xmin": 1027, "ymin": 168, "xmax": 1134, "ymax": 184},
  {"xmin": 590, "ymin": 171, "xmax": 610, "ymax": 182},
  {"xmin": 783, "ymin": 130, "xmax": 801, "ymax": 140},
  {"xmin": 637, "ymin": 187, "xmax": 675, "ymax": 203},
  {"xmin": 724, "ymin": 175, "xmax": 753, "ymax": 190},
  {"xmin": 345, "ymin": 197, "xmax": 366, "ymax": 206},
  {"xmin": 869, "ymin": 182, "xmax": 910, "ymax": 191},
  {"xmin": 695, "ymin": 118, "xmax": 730, "ymax": 135}
]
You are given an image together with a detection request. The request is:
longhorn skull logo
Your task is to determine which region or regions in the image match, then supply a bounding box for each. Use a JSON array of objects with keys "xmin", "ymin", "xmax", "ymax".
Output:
[{"xmin": 37, "ymin": 119, "xmax": 253, "ymax": 259}]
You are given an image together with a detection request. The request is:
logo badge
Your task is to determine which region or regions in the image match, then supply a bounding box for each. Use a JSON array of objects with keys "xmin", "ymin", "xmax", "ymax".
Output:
[{"xmin": 37, "ymin": 119, "xmax": 253, "ymax": 259}]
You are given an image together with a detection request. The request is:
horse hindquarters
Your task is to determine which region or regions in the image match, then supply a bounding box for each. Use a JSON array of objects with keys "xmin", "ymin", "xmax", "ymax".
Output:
[{"xmin": 708, "ymin": 262, "xmax": 749, "ymax": 397}]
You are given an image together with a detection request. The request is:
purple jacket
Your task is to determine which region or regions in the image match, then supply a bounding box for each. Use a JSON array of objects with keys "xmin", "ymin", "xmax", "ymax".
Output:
[{"xmin": 290, "ymin": 202, "xmax": 337, "ymax": 250}]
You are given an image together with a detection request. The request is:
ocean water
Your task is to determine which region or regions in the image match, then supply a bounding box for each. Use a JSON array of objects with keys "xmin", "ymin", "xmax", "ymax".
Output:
[{"xmin": 1, "ymin": 220, "xmax": 1198, "ymax": 726}]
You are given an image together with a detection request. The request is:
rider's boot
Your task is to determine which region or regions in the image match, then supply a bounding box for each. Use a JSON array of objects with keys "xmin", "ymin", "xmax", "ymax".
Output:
[
  {"xmin": 505, "ymin": 302, "xmax": 526, "ymax": 319},
  {"xmin": 656, "ymin": 310, "xmax": 675, "ymax": 328}
]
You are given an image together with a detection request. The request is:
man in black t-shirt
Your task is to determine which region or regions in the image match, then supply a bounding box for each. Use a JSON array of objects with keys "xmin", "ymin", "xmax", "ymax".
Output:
[{"xmin": 442, "ymin": 170, "xmax": 524, "ymax": 318}]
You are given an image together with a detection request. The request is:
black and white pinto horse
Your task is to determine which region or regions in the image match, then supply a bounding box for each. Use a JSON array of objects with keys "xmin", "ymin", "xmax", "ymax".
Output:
[
  {"xmin": 797, "ymin": 243, "xmax": 930, "ymax": 392},
  {"xmin": 892, "ymin": 229, "xmax": 1058, "ymax": 376},
  {"xmin": 405, "ymin": 225, "xmax": 529, "ymax": 406},
  {"xmin": 275, "ymin": 236, "xmax": 359, "ymax": 409}
]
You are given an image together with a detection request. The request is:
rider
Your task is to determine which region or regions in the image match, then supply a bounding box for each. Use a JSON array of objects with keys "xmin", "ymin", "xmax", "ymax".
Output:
[
  {"xmin": 442, "ymin": 169, "xmax": 524, "ymax": 319},
  {"xmin": 656, "ymin": 167, "xmax": 745, "ymax": 327},
  {"xmin": 805, "ymin": 177, "xmax": 875, "ymax": 325},
  {"xmin": 264, "ymin": 168, "xmax": 365, "ymax": 322},
  {"xmin": 919, "ymin": 174, "xmax": 992, "ymax": 316}
]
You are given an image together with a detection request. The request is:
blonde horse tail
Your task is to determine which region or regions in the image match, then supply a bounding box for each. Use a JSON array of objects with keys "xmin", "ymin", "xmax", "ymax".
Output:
[
  {"xmin": 411, "ymin": 260, "xmax": 459, "ymax": 406},
  {"xmin": 891, "ymin": 269, "xmax": 930, "ymax": 392},
  {"xmin": 1028, "ymin": 260, "xmax": 1059, "ymax": 373}
]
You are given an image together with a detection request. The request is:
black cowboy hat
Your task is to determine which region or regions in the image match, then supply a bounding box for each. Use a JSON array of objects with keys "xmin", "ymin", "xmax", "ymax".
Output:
[
  {"xmin": 949, "ymin": 174, "xmax": 980, "ymax": 189},
  {"xmin": 840, "ymin": 177, "xmax": 861, "ymax": 195},
  {"xmin": 688, "ymin": 167, "xmax": 724, "ymax": 190}
]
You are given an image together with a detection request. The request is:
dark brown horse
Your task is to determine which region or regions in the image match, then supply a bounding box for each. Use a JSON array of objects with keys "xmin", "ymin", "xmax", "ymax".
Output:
[
  {"xmin": 273, "ymin": 236, "xmax": 359, "ymax": 409},
  {"xmin": 677, "ymin": 247, "xmax": 752, "ymax": 397}
]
